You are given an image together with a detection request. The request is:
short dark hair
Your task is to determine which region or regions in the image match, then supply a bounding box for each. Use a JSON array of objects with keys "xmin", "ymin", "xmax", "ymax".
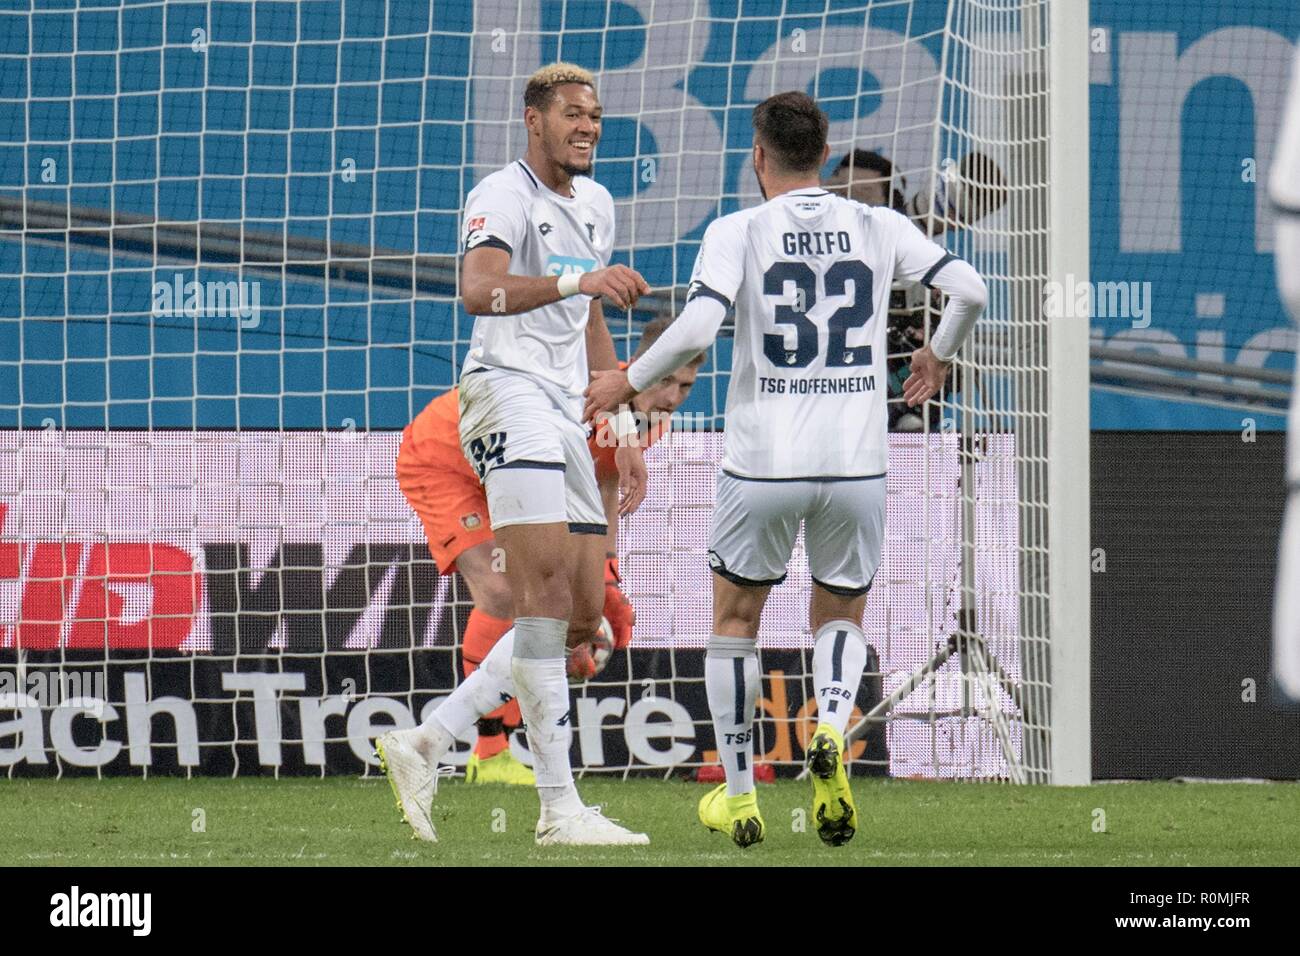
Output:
[
  {"xmin": 636, "ymin": 317, "xmax": 706, "ymax": 367},
  {"xmin": 836, "ymin": 149, "xmax": 892, "ymax": 179},
  {"xmin": 752, "ymin": 92, "xmax": 828, "ymax": 173},
  {"xmin": 835, "ymin": 149, "xmax": 908, "ymax": 212}
]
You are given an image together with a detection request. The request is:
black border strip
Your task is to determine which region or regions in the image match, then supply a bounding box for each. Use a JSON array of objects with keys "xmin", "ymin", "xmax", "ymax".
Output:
[
  {"xmin": 466, "ymin": 235, "xmax": 512, "ymax": 255},
  {"xmin": 920, "ymin": 252, "xmax": 957, "ymax": 288},
  {"xmin": 494, "ymin": 459, "xmax": 565, "ymax": 471},
  {"xmin": 812, "ymin": 574, "xmax": 873, "ymax": 598},
  {"xmin": 687, "ymin": 281, "xmax": 732, "ymax": 309},
  {"xmin": 721, "ymin": 468, "xmax": 886, "ymax": 484},
  {"xmin": 709, "ymin": 551, "xmax": 787, "ymax": 588}
]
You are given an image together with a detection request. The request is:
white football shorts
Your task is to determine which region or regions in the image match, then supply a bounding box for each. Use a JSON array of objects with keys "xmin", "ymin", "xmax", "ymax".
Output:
[
  {"xmin": 457, "ymin": 365, "xmax": 606, "ymax": 534},
  {"xmin": 708, "ymin": 469, "xmax": 886, "ymax": 596}
]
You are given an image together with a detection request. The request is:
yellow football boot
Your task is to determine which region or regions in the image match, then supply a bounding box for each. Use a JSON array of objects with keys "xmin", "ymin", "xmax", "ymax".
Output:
[
  {"xmin": 806, "ymin": 723, "xmax": 856, "ymax": 846},
  {"xmin": 698, "ymin": 783, "xmax": 765, "ymax": 848},
  {"xmin": 465, "ymin": 749, "xmax": 536, "ymax": 785}
]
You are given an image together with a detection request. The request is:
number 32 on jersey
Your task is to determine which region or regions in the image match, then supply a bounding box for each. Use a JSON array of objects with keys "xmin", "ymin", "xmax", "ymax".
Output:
[{"xmin": 763, "ymin": 259, "xmax": 874, "ymax": 369}]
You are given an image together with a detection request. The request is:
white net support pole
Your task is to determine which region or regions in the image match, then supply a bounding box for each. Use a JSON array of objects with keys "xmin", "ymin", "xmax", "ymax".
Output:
[{"xmin": 1046, "ymin": 0, "xmax": 1092, "ymax": 785}]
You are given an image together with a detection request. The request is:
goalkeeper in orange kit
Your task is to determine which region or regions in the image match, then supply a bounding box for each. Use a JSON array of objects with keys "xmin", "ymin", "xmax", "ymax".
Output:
[{"xmin": 396, "ymin": 316, "xmax": 703, "ymax": 783}]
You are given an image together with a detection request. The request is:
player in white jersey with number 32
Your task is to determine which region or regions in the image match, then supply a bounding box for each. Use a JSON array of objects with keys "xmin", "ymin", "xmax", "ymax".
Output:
[
  {"xmin": 378, "ymin": 63, "xmax": 652, "ymax": 846},
  {"xmin": 585, "ymin": 92, "xmax": 988, "ymax": 849}
]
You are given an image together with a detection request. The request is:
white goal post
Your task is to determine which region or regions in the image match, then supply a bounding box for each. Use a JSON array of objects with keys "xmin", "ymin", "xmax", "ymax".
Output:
[
  {"xmin": 0, "ymin": 0, "xmax": 1089, "ymax": 784},
  {"xmin": 1046, "ymin": 0, "xmax": 1091, "ymax": 786}
]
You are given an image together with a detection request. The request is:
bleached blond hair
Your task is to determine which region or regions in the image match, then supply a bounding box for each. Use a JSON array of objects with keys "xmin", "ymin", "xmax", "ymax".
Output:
[{"xmin": 524, "ymin": 62, "xmax": 597, "ymax": 111}]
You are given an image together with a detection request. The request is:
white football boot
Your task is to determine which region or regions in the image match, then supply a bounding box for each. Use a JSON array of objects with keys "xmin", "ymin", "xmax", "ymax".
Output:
[
  {"xmin": 375, "ymin": 728, "xmax": 439, "ymax": 842},
  {"xmin": 535, "ymin": 806, "xmax": 650, "ymax": 847}
]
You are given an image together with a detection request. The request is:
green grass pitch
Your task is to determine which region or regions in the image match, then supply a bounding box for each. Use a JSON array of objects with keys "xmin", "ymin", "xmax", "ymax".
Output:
[{"xmin": 3, "ymin": 776, "xmax": 1298, "ymax": 866}]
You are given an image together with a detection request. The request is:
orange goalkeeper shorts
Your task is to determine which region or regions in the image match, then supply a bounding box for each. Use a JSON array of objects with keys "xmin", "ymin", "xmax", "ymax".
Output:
[{"xmin": 397, "ymin": 395, "xmax": 494, "ymax": 575}]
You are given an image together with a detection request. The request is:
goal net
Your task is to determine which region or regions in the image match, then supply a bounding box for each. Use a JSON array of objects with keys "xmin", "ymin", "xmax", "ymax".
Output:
[{"xmin": 0, "ymin": 0, "xmax": 1088, "ymax": 783}]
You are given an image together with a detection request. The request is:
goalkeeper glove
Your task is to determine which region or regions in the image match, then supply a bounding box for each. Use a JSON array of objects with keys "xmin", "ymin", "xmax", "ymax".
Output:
[
  {"xmin": 603, "ymin": 557, "xmax": 635, "ymax": 649},
  {"xmin": 566, "ymin": 642, "xmax": 599, "ymax": 682}
]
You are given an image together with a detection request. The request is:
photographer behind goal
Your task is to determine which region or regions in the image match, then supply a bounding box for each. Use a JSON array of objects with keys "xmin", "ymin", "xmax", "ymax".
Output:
[{"xmin": 825, "ymin": 148, "xmax": 1007, "ymax": 430}]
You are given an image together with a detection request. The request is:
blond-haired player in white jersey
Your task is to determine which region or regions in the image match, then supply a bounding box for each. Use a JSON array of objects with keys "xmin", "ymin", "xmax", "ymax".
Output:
[
  {"xmin": 377, "ymin": 63, "xmax": 652, "ymax": 846},
  {"xmin": 1273, "ymin": 48, "xmax": 1300, "ymax": 704},
  {"xmin": 585, "ymin": 92, "xmax": 987, "ymax": 849}
]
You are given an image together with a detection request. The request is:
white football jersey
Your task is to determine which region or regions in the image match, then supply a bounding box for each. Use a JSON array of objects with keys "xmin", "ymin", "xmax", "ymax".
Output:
[
  {"xmin": 690, "ymin": 189, "xmax": 954, "ymax": 479},
  {"xmin": 460, "ymin": 160, "xmax": 615, "ymax": 395},
  {"xmin": 1272, "ymin": 47, "xmax": 1300, "ymax": 215}
]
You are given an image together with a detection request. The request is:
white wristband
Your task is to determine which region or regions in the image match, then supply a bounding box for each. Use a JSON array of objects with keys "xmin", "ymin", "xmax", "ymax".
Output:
[{"xmin": 557, "ymin": 272, "xmax": 583, "ymax": 297}]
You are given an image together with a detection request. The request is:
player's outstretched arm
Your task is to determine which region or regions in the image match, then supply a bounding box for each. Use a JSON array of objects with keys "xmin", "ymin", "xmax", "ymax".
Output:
[
  {"xmin": 581, "ymin": 265, "xmax": 650, "ymax": 311},
  {"xmin": 925, "ymin": 256, "xmax": 986, "ymax": 361},
  {"xmin": 901, "ymin": 257, "xmax": 987, "ymax": 406},
  {"xmin": 587, "ymin": 295, "xmax": 650, "ymax": 516},
  {"xmin": 461, "ymin": 245, "xmax": 565, "ymax": 315},
  {"xmin": 889, "ymin": 207, "xmax": 987, "ymax": 406},
  {"xmin": 461, "ymin": 246, "xmax": 648, "ymax": 315},
  {"xmin": 582, "ymin": 294, "xmax": 726, "ymax": 422},
  {"xmin": 585, "ymin": 298, "xmax": 620, "ymax": 371}
]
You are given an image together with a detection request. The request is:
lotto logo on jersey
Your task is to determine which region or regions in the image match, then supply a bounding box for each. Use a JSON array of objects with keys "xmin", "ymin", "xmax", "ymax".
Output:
[{"xmin": 546, "ymin": 254, "xmax": 597, "ymax": 277}]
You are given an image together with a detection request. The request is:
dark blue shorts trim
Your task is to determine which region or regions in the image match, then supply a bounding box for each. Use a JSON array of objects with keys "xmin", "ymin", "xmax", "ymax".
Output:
[
  {"xmin": 495, "ymin": 459, "xmax": 565, "ymax": 472},
  {"xmin": 708, "ymin": 550, "xmax": 787, "ymax": 588},
  {"xmin": 812, "ymin": 574, "xmax": 873, "ymax": 598},
  {"xmin": 721, "ymin": 469, "xmax": 886, "ymax": 483}
]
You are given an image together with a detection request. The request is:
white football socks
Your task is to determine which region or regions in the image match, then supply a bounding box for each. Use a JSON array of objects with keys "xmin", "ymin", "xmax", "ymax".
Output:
[
  {"xmin": 705, "ymin": 634, "xmax": 760, "ymax": 796},
  {"xmin": 513, "ymin": 616, "xmax": 583, "ymax": 818},
  {"xmin": 413, "ymin": 626, "xmax": 518, "ymax": 762},
  {"xmin": 811, "ymin": 620, "xmax": 868, "ymax": 736}
]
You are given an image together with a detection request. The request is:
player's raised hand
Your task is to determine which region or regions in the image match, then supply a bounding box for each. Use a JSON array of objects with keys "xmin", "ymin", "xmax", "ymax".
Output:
[
  {"xmin": 583, "ymin": 368, "xmax": 636, "ymax": 423},
  {"xmin": 614, "ymin": 443, "xmax": 647, "ymax": 516},
  {"xmin": 579, "ymin": 264, "xmax": 650, "ymax": 311},
  {"xmin": 902, "ymin": 345, "xmax": 952, "ymax": 407}
]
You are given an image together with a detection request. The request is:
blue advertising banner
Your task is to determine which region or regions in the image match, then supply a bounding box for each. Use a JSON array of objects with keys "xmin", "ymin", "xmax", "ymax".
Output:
[{"xmin": 1, "ymin": 0, "xmax": 1296, "ymax": 429}]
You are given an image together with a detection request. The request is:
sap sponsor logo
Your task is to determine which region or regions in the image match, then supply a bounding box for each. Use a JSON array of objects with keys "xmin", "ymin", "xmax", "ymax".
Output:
[
  {"xmin": 49, "ymin": 886, "xmax": 151, "ymax": 937},
  {"xmin": 545, "ymin": 254, "xmax": 596, "ymax": 276}
]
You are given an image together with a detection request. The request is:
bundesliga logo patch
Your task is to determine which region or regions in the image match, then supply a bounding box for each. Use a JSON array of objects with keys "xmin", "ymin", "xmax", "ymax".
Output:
[
  {"xmin": 460, "ymin": 512, "xmax": 482, "ymax": 530},
  {"xmin": 466, "ymin": 215, "xmax": 486, "ymax": 232}
]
